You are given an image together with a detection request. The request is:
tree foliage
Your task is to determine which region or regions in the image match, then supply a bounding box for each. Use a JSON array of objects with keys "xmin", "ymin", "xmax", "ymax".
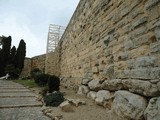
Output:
[
  {"xmin": 0, "ymin": 36, "xmax": 11, "ymax": 76},
  {"xmin": 0, "ymin": 36, "xmax": 26, "ymax": 78},
  {"xmin": 15, "ymin": 39, "xmax": 26, "ymax": 70}
]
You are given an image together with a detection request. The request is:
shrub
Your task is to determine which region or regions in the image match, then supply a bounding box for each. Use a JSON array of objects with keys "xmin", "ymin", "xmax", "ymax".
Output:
[
  {"xmin": 30, "ymin": 68, "xmax": 42, "ymax": 80},
  {"xmin": 44, "ymin": 91, "xmax": 64, "ymax": 107},
  {"xmin": 35, "ymin": 73, "xmax": 50, "ymax": 86},
  {"xmin": 48, "ymin": 75, "xmax": 60, "ymax": 93}
]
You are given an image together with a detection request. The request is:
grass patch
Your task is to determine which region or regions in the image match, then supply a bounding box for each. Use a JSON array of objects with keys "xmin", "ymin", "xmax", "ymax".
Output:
[{"xmin": 14, "ymin": 79, "xmax": 38, "ymax": 88}]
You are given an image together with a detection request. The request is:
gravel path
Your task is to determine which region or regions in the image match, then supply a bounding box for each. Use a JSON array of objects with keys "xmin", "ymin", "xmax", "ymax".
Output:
[{"xmin": 0, "ymin": 80, "xmax": 50, "ymax": 120}]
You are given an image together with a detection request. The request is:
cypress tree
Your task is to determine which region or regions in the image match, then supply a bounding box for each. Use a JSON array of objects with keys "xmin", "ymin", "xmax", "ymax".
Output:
[
  {"xmin": 8, "ymin": 46, "xmax": 16, "ymax": 65},
  {"xmin": 15, "ymin": 39, "xmax": 26, "ymax": 70},
  {"xmin": 0, "ymin": 36, "xmax": 11, "ymax": 76}
]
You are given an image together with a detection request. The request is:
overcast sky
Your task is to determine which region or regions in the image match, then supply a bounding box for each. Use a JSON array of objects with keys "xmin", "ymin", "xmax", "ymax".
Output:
[{"xmin": 0, "ymin": 0, "xmax": 80, "ymax": 58}]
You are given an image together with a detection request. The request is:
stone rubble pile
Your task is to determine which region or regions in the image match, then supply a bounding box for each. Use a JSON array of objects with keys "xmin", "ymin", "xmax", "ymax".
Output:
[{"xmin": 41, "ymin": 98, "xmax": 86, "ymax": 120}]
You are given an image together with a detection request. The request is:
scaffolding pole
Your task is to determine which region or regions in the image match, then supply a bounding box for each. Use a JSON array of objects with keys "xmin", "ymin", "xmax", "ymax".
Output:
[
  {"xmin": 46, "ymin": 24, "xmax": 65, "ymax": 53},
  {"xmin": 45, "ymin": 24, "xmax": 65, "ymax": 74}
]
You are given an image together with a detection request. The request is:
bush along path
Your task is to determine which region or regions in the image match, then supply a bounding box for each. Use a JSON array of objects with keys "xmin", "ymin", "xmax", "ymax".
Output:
[{"xmin": 0, "ymin": 79, "xmax": 50, "ymax": 120}]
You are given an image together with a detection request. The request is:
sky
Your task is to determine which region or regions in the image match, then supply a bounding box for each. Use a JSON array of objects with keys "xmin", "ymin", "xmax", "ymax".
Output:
[{"xmin": 0, "ymin": 0, "xmax": 80, "ymax": 58}]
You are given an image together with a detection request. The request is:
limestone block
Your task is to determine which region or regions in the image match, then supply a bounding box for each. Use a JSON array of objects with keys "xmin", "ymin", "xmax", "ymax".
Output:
[
  {"xmin": 131, "ymin": 68, "xmax": 150, "ymax": 79},
  {"xmin": 114, "ymin": 69, "xmax": 131, "ymax": 79},
  {"xmin": 124, "ymin": 40, "xmax": 134, "ymax": 51},
  {"xmin": 129, "ymin": 45, "xmax": 149, "ymax": 59},
  {"xmin": 122, "ymin": 24, "xmax": 131, "ymax": 34},
  {"xmin": 144, "ymin": 97, "xmax": 160, "ymax": 120},
  {"xmin": 145, "ymin": 1, "xmax": 160, "ymax": 20},
  {"xmin": 157, "ymin": 82, "xmax": 160, "ymax": 91},
  {"xmin": 104, "ymin": 64, "xmax": 114, "ymax": 79},
  {"xmin": 131, "ymin": 26, "xmax": 147, "ymax": 39},
  {"xmin": 120, "ymin": 5, "xmax": 130, "ymax": 17},
  {"xmin": 102, "ymin": 79, "xmax": 123, "ymax": 91},
  {"xmin": 88, "ymin": 80, "xmax": 102, "ymax": 91},
  {"xmin": 150, "ymin": 41, "xmax": 160, "ymax": 53},
  {"xmin": 150, "ymin": 67, "xmax": 160, "ymax": 79},
  {"xmin": 77, "ymin": 85, "xmax": 90, "ymax": 95},
  {"xmin": 95, "ymin": 90, "xmax": 111, "ymax": 107},
  {"xmin": 122, "ymin": 79, "xmax": 160, "ymax": 97},
  {"xmin": 132, "ymin": 16, "xmax": 148, "ymax": 29},
  {"xmin": 112, "ymin": 90, "xmax": 147, "ymax": 120},
  {"xmin": 144, "ymin": 0, "xmax": 160, "ymax": 10},
  {"xmin": 81, "ymin": 78, "xmax": 91, "ymax": 85},
  {"xmin": 87, "ymin": 91, "xmax": 97, "ymax": 100},
  {"xmin": 135, "ymin": 56, "xmax": 157, "ymax": 68},
  {"xmin": 133, "ymin": 33, "xmax": 152, "ymax": 47},
  {"xmin": 154, "ymin": 27, "xmax": 160, "ymax": 41}
]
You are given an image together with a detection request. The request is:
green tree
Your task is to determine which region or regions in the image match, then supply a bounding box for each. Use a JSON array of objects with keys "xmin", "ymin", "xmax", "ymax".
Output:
[
  {"xmin": 0, "ymin": 36, "xmax": 11, "ymax": 76},
  {"xmin": 15, "ymin": 39, "xmax": 26, "ymax": 70},
  {"xmin": 8, "ymin": 46, "xmax": 16, "ymax": 64}
]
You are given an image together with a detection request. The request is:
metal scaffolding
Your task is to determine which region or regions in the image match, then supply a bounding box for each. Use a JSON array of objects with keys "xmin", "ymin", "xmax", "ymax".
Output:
[{"xmin": 46, "ymin": 24, "xmax": 66, "ymax": 53}]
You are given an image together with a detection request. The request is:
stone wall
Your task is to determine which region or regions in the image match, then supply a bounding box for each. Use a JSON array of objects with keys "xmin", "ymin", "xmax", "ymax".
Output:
[
  {"xmin": 31, "ymin": 54, "xmax": 46, "ymax": 73},
  {"xmin": 20, "ymin": 58, "xmax": 31, "ymax": 78},
  {"xmin": 48, "ymin": 0, "xmax": 160, "ymax": 86},
  {"xmin": 21, "ymin": 54, "xmax": 46, "ymax": 77},
  {"xmin": 46, "ymin": 0, "xmax": 160, "ymax": 119}
]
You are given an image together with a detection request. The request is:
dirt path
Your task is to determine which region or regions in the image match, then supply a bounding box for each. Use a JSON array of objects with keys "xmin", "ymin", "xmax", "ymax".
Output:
[{"xmin": 34, "ymin": 86, "xmax": 125, "ymax": 120}]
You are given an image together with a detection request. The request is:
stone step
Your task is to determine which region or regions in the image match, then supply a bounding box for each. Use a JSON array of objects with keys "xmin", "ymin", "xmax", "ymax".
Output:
[
  {"xmin": 0, "ymin": 87, "xmax": 26, "ymax": 89},
  {"xmin": 0, "ymin": 97, "xmax": 42, "ymax": 108},
  {"xmin": 0, "ymin": 107, "xmax": 51, "ymax": 120},
  {"xmin": 0, "ymin": 92, "xmax": 37, "ymax": 97},
  {"xmin": 0, "ymin": 104, "xmax": 42, "ymax": 108},
  {"xmin": 0, "ymin": 86, "xmax": 26, "ymax": 88},
  {"xmin": 0, "ymin": 90, "xmax": 31, "ymax": 93}
]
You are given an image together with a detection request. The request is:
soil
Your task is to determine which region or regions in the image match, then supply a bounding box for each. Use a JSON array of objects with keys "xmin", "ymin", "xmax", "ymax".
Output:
[{"xmin": 31, "ymin": 87, "xmax": 125, "ymax": 120}]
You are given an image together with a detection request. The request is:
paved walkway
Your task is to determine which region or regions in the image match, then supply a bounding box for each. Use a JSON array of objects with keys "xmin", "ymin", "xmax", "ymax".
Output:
[{"xmin": 0, "ymin": 80, "xmax": 50, "ymax": 120}]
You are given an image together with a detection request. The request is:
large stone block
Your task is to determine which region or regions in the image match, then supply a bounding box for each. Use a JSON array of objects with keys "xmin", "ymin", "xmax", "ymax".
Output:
[
  {"xmin": 124, "ymin": 40, "xmax": 134, "ymax": 51},
  {"xmin": 144, "ymin": 97, "xmax": 160, "ymax": 120},
  {"xmin": 132, "ymin": 16, "xmax": 148, "ymax": 29},
  {"xmin": 154, "ymin": 27, "xmax": 160, "ymax": 41},
  {"xmin": 88, "ymin": 80, "xmax": 102, "ymax": 91},
  {"xmin": 150, "ymin": 41, "xmax": 160, "ymax": 53},
  {"xmin": 129, "ymin": 45, "xmax": 149, "ymax": 59},
  {"xmin": 112, "ymin": 90, "xmax": 147, "ymax": 120},
  {"xmin": 150, "ymin": 67, "xmax": 160, "ymax": 79},
  {"xmin": 104, "ymin": 64, "xmax": 114, "ymax": 79},
  {"xmin": 144, "ymin": 0, "xmax": 160, "ymax": 10},
  {"xmin": 81, "ymin": 78, "xmax": 91, "ymax": 85},
  {"xmin": 95, "ymin": 90, "xmax": 111, "ymax": 107},
  {"xmin": 135, "ymin": 56, "xmax": 157, "ymax": 68},
  {"xmin": 122, "ymin": 79, "xmax": 160, "ymax": 97},
  {"xmin": 102, "ymin": 79, "xmax": 123, "ymax": 91},
  {"xmin": 131, "ymin": 68, "xmax": 150, "ymax": 79}
]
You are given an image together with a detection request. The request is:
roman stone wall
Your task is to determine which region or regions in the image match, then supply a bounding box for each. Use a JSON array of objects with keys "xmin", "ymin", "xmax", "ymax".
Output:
[
  {"xmin": 20, "ymin": 58, "xmax": 31, "ymax": 78},
  {"xmin": 47, "ymin": 0, "xmax": 160, "ymax": 85},
  {"xmin": 21, "ymin": 54, "xmax": 46, "ymax": 77},
  {"xmin": 46, "ymin": 0, "xmax": 160, "ymax": 119},
  {"xmin": 31, "ymin": 54, "xmax": 46, "ymax": 73}
]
